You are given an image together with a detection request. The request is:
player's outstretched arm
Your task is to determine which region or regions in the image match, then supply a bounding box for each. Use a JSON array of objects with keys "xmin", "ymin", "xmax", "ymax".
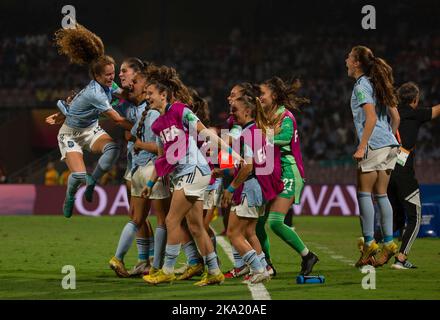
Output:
[{"xmin": 104, "ymin": 109, "xmax": 133, "ymax": 131}]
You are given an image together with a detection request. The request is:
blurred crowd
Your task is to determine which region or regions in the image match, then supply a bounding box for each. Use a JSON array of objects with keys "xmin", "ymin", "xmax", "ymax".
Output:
[{"xmin": 1, "ymin": 28, "xmax": 439, "ymax": 166}]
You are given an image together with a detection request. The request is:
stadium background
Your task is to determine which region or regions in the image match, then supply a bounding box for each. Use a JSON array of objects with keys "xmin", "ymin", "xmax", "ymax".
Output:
[{"xmin": 0, "ymin": 0, "xmax": 439, "ymax": 301}]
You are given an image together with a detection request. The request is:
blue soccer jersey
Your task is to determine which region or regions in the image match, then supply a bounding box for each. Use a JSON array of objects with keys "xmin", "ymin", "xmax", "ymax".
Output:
[
  {"xmin": 58, "ymin": 80, "xmax": 115, "ymax": 129},
  {"xmin": 131, "ymin": 104, "xmax": 160, "ymax": 168},
  {"xmin": 350, "ymin": 75, "xmax": 399, "ymax": 149}
]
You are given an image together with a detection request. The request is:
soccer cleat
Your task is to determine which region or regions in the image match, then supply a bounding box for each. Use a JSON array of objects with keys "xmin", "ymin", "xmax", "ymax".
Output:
[
  {"xmin": 300, "ymin": 251, "xmax": 319, "ymax": 276},
  {"xmin": 243, "ymin": 270, "xmax": 270, "ymax": 285},
  {"xmin": 357, "ymin": 237, "xmax": 365, "ymax": 253},
  {"xmin": 267, "ymin": 264, "xmax": 276, "ymax": 277},
  {"xmin": 84, "ymin": 174, "xmax": 96, "ymax": 203},
  {"xmin": 63, "ymin": 195, "xmax": 75, "ymax": 218},
  {"xmin": 372, "ymin": 242, "xmax": 398, "ymax": 267},
  {"xmin": 391, "ymin": 257, "xmax": 417, "ymax": 270},
  {"xmin": 194, "ymin": 271, "xmax": 225, "ymax": 286},
  {"xmin": 223, "ymin": 265, "xmax": 250, "ymax": 279},
  {"xmin": 174, "ymin": 263, "xmax": 188, "ymax": 275},
  {"xmin": 109, "ymin": 256, "xmax": 130, "ymax": 278},
  {"xmin": 149, "ymin": 266, "xmax": 160, "ymax": 276},
  {"xmin": 177, "ymin": 263, "xmax": 204, "ymax": 280},
  {"xmin": 143, "ymin": 269, "xmax": 176, "ymax": 284},
  {"xmin": 355, "ymin": 240, "xmax": 379, "ymax": 267},
  {"xmin": 128, "ymin": 261, "xmax": 150, "ymax": 277}
]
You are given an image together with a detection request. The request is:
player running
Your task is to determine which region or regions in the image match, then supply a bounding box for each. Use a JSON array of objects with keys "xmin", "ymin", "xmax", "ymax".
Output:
[{"xmin": 258, "ymin": 76, "xmax": 319, "ymax": 276}]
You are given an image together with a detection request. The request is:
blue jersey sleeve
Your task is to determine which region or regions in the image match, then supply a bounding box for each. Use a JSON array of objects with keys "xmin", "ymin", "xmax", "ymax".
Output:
[
  {"xmin": 353, "ymin": 81, "xmax": 375, "ymax": 108},
  {"xmin": 89, "ymin": 87, "xmax": 113, "ymax": 113},
  {"xmin": 182, "ymin": 107, "xmax": 200, "ymax": 129}
]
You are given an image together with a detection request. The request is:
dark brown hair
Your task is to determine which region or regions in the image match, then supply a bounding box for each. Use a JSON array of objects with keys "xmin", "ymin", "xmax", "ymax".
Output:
[
  {"xmin": 258, "ymin": 76, "xmax": 309, "ymax": 134},
  {"xmin": 397, "ymin": 82, "xmax": 420, "ymax": 107},
  {"xmin": 123, "ymin": 57, "xmax": 144, "ymax": 72},
  {"xmin": 351, "ymin": 45, "xmax": 398, "ymax": 108},
  {"xmin": 189, "ymin": 87, "xmax": 210, "ymax": 126},
  {"xmin": 235, "ymin": 82, "xmax": 261, "ymax": 100},
  {"xmin": 146, "ymin": 65, "xmax": 193, "ymax": 105}
]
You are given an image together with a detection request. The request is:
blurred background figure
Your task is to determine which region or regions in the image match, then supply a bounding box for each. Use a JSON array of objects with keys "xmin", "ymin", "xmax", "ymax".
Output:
[
  {"xmin": 59, "ymin": 167, "xmax": 71, "ymax": 186},
  {"xmin": 0, "ymin": 163, "xmax": 8, "ymax": 184},
  {"xmin": 44, "ymin": 161, "xmax": 59, "ymax": 186}
]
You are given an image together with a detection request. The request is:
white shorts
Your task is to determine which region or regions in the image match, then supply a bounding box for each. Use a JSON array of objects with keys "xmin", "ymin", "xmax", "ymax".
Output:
[
  {"xmin": 358, "ymin": 146, "xmax": 398, "ymax": 173},
  {"xmin": 57, "ymin": 122, "xmax": 108, "ymax": 161},
  {"xmin": 123, "ymin": 167, "xmax": 132, "ymax": 182},
  {"xmin": 173, "ymin": 168, "xmax": 210, "ymax": 201},
  {"xmin": 231, "ymin": 196, "xmax": 265, "ymax": 219},
  {"xmin": 203, "ymin": 188, "xmax": 221, "ymax": 210},
  {"xmin": 131, "ymin": 162, "xmax": 170, "ymax": 199}
]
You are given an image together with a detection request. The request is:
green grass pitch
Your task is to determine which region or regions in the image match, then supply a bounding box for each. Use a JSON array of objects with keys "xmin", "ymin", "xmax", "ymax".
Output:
[{"xmin": 0, "ymin": 215, "xmax": 439, "ymax": 300}]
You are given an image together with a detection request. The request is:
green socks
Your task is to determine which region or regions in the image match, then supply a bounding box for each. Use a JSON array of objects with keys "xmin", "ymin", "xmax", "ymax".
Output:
[{"xmin": 268, "ymin": 211, "xmax": 306, "ymax": 254}]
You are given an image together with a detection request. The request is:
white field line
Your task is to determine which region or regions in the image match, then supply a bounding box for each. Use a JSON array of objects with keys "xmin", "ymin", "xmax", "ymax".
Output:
[{"xmin": 309, "ymin": 242, "xmax": 355, "ymax": 266}]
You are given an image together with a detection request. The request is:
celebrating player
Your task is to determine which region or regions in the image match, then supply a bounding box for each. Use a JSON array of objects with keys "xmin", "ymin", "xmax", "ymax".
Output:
[
  {"xmin": 46, "ymin": 24, "xmax": 132, "ymax": 218},
  {"xmin": 141, "ymin": 67, "xmax": 240, "ymax": 286},
  {"xmin": 345, "ymin": 45, "xmax": 401, "ymax": 267},
  {"xmin": 258, "ymin": 76, "xmax": 319, "ymax": 276}
]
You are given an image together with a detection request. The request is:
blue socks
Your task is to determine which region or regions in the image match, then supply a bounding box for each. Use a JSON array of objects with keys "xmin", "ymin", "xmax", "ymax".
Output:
[
  {"xmin": 242, "ymin": 249, "xmax": 264, "ymax": 273},
  {"xmin": 67, "ymin": 172, "xmax": 86, "ymax": 197},
  {"xmin": 163, "ymin": 243, "xmax": 181, "ymax": 274},
  {"xmin": 375, "ymin": 194, "xmax": 394, "ymax": 244},
  {"xmin": 258, "ymin": 252, "xmax": 268, "ymax": 269},
  {"xmin": 115, "ymin": 221, "xmax": 138, "ymax": 261},
  {"xmin": 232, "ymin": 246, "xmax": 246, "ymax": 268},
  {"xmin": 152, "ymin": 226, "xmax": 167, "ymax": 269},
  {"xmin": 136, "ymin": 238, "xmax": 149, "ymax": 262},
  {"xmin": 357, "ymin": 192, "xmax": 375, "ymax": 245},
  {"xmin": 182, "ymin": 241, "xmax": 202, "ymax": 266},
  {"xmin": 92, "ymin": 142, "xmax": 120, "ymax": 183},
  {"xmin": 203, "ymin": 252, "xmax": 220, "ymax": 275},
  {"xmin": 148, "ymin": 236, "xmax": 154, "ymax": 260}
]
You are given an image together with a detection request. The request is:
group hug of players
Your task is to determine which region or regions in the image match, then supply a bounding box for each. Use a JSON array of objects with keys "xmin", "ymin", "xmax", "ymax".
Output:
[{"xmin": 46, "ymin": 24, "xmax": 440, "ymax": 286}]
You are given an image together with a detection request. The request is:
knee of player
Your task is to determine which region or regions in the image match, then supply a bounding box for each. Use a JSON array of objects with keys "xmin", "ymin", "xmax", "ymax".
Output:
[
  {"xmin": 131, "ymin": 217, "xmax": 144, "ymax": 228},
  {"xmin": 165, "ymin": 215, "xmax": 180, "ymax": 230},
  {"xmin": 103, "ymin": 142, "xmax": 120, "ymax": 158},
  {"xmin": 226, "ymin": 224, "xmax": 239, "ymax": 239}
]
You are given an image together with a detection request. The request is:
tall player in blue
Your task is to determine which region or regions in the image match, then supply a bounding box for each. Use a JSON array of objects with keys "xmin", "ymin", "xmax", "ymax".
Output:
[{"xmin": 346, "ymin": 45, "xmax": 400, "ymax": 267}]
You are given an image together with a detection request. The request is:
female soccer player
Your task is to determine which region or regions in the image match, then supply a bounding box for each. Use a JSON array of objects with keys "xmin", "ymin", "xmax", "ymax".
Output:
[
  {"xmin": 258, "ymin": 76, "xmax": 319, "ymax": 276},
  {"xmin": 141, "ymin": 67, "xmax": 240, "ymax": 286},
  {"xmin": 345, "ymin": 45, "xmax": 400, "ymax": 267},
  {"xmin": 113, "ymin": 58, "xmax": 156, "ymax": 276},
  {"xmin": 46, "ymin": 24, "xmax": 132, "ymax": 218},
  {"xmin": 220, "ymin": 82, "xmax": 274, "ymax": 278},
  {"xmin": 109, "ymin": 70, "xmax": 170, "ymax": 277},
  {"xmin": 222, "ymin": 95, "xmax": 283, "ymax": 284}
]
